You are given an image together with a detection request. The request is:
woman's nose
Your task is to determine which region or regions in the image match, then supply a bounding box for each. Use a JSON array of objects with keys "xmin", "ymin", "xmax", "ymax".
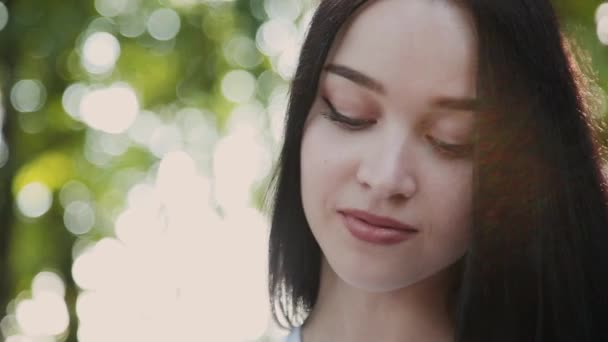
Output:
[{"xmin": 355, "ymin": 143, "xmax": 417, "ymax": 202}]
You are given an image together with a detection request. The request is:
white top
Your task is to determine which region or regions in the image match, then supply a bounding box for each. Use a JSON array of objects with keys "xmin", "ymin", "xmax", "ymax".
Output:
[{"xmin": 283, "ymin": 326, "xmax": 302, "ymax": 342}]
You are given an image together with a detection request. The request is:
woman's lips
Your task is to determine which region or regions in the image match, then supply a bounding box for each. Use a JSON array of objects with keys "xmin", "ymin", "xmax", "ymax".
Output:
[
  {"xmin": 338, "ymin": 209, "xmax": 418, "ymax": 231},
  {"xmin": 339, "ymin": 210, "xmax": 418, "ymax": 245}
]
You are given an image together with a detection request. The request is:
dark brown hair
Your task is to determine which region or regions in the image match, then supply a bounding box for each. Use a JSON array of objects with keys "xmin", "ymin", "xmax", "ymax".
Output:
[{"xmin": 266, "ymin": 1, "xmax": 608, "ymax": 341}]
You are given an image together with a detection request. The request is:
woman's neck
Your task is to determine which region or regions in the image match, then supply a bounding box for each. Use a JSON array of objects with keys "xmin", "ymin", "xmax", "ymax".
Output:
[{"xmin": 300, "ymin": 258, "xmax": 457, "ymax": 342}]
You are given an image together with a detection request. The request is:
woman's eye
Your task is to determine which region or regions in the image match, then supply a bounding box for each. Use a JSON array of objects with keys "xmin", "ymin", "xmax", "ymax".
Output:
[
  {"xmin": 427, "ymin": 135, "xmax": 473, "ymax": 159},
  {"xmin": 321, "ymin": 97, "xmax": 375, "ymax": 130}
]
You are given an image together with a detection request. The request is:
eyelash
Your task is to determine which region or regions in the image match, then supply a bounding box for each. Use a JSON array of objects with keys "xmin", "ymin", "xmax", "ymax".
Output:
[
  {"xmin": 426, "ymin": 135, "xmax": 473, "ymax": 159},
  {"xmin": 320, "ymin": 97, "xmax": 473, "ymax": 159},
  {"xmin": 321, "ymin": 97, "xmax": 374, "ymax": 130}
]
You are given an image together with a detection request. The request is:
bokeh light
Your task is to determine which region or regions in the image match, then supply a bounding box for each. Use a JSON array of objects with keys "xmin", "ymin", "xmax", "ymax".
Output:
[
  {"xmin": 264, "ymin": 0, "xmax": 302, "ymax": 21},
  {"xmin": 68, "ymin": 160, "xmax": 270, "ymax": 341},
  {"xmin": 156, "ymin": 150, "xmax": 198, "ymax": 203},
  {"xmin": 10, "ymin": 80, "xmax": 47, "ymax": 113},
  {"xmin": 32, "ymin": 272, "xmax": 66, "ymax": 299},
  {"xmin": 62, "ymin": 83, "xmax": 88, "ymax": 120},
  {"xmin": 64, "ymin": 201, "xmax": 96, "ymax": 235},
  {"xmin": 175, "ymin": 107, "xmax": 218, "ymax": 150},
  {"xmin": 0, "ymin": 315, "xmax": 19, "ymax": 340},
  {"xmin": 95, "ymin": 0, "xmax": 134, "ymax": 17},
  {"xmin": 219, "ymin": 208, "xmax": 271, "ymax": 341},
  {"xmin": 87, "ymin": 17, "xmax": 115, "ymax": 35},
  {"xmin": 0, "ymin": 2, "xmax": 8, "ymax": 31},
  {"xmin": 275, "ymin": 40, "xmax": 300, "ymax": 79},
  {"xmin": 117, "ymin": 14, "xmax": 146, "ymax": 38},
  {"xmin": 127, "ymin": 110, "xmax": 162, "ymax": 146},
  {"xmin": 72, "ymin": 237, "xmax": 128, "ymax": 291},
  {"xmin": 598, "ymin": 20, "xmax": 608, "ymax": 45},
  {"xmin": 84, "ymin": 131, "xmax": 115, "ymax": 167},
  {"xmin": 98, "ymin": 131, "xmax": 131, "ymax": 156},
  {"xmin": 126, "ymin": 183, "xmax": 162, "ymax": 212},
  {"xmin": 256, "ymin": 18, "xmax": 297, "ymax": 57},
  {"xmin": 223, "ymin": 35, "xmax": 263, "ymax": 69},
  {"xmin": 59, "ymin": 180, "xmax": 92, "ymax": 208},
  {"xmin": 597, "ymin": 3, "xmax": 608, "ymax": 45},
  {"xmin": 213, "ymin": 121, "xmax": 270, "ymax": 212},
  {"xmin": 16, "ymin": 182, "xmax": 53, "ymax": 219},
  {"xmin": 79, "ymin": 83, "xmax": 139, "ymax": 134},
  {"xmin": 147, "ymin": 122, "xmax": 183, "ymax": 158},
  {"xmin": 267, "ymin": 83, "xmax": 289, "ymax": 144},
  {"xmin": 16, "ymin": 293, "xmax": 69, "ymax": 336},
  {"xmin": 13, "ymin": 271, "xmax": 69, "ymax": 338},
  {"xmin": 81, "ymin": 32, "xmax": 121, "ymax": 74},
  {"xmin": 15, "ymin": 293, "xmax": 69, "ymax": 336},
  {"xmin": 147, "ymin": 8, "xmax": 181, "ymax": 41},
  {"xmin": 596, "ymin": 2, "xmax": 608, "ymax": 23},
  {"xmin": 221, "ymin": 70, "xmax": 257, "ymax": 103}
]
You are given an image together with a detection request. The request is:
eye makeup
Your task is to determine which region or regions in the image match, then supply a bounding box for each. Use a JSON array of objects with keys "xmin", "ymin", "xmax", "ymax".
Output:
[
  {"xmin": 321, "ymin": 96, "xmax": 376, "ymax": 130},
  {"xmin": 426, "ymin": 135, "xmax": 473, "ymax": 159},
  {"xmin": 319, "ymin": 94, "xmax": 474, "ymax": 159}
]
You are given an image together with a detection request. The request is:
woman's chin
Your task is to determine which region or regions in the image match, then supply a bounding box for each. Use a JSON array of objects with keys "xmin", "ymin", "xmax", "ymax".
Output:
[{"xmin": 332, "ymin": 264, "xmax": 422, "ymax": 293}]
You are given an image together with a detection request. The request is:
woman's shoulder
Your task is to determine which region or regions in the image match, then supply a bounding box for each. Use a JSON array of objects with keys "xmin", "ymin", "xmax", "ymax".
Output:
[{"xmin": 282, "ymin": 326, "xmax": 302, "ymax": 342}]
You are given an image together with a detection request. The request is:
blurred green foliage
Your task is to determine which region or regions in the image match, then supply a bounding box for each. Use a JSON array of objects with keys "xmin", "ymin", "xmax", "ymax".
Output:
[{"xmin": 0, "ymin": 0, "xmax": 284, "ymax": 340}]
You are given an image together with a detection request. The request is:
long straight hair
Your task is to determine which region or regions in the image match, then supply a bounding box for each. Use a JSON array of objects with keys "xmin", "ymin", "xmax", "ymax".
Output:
[{"xmin": 266, "ymin": 1, "xmax": 608, "ymax": 341}]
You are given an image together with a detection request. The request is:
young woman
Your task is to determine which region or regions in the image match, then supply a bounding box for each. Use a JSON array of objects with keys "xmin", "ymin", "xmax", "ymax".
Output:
[{"xmin": 266, "ymin": 0, "xmax": 608, "ymax": 341}]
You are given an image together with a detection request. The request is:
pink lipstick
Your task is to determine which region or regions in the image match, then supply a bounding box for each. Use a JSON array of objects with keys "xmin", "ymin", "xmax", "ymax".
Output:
[{"xmin": 339, "ymin": 209, "xmax": 418, "ymax": 245}]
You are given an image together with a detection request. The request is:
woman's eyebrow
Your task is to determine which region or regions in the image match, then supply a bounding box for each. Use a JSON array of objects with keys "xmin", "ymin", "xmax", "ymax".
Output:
[
  {"xmin": 323, "ymin": 63, "xmax": 479, "ymax": 111},
  {"xmin": 323, "ymin": 63, "xmax": 386, "ymax": 95},
  {"xmin": 432, "ymin": 97, "xmax": 480, "ymax": 111}
]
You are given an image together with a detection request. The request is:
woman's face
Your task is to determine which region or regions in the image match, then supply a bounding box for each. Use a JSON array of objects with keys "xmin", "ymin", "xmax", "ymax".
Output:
[{"xmin": 300, "ymin": 0, "xmax": 477, "ymax": 292}]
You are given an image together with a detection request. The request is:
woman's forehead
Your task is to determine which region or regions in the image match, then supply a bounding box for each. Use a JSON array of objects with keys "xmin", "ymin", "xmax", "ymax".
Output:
[{"xmin": 324, "ymin": 0, "xmax": 477, "ymax": 103}]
